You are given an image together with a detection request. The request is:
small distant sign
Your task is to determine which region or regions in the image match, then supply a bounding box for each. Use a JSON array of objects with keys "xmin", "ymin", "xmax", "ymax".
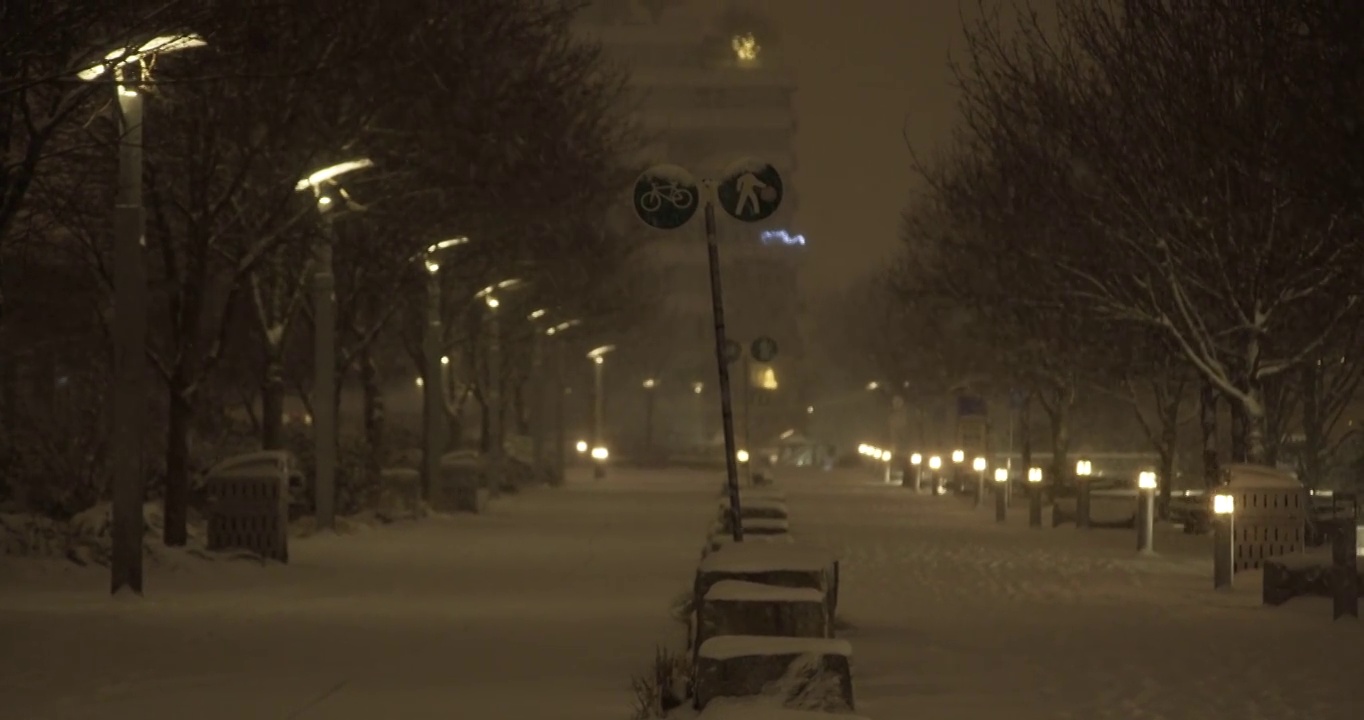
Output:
[
  {"xmin": 750, "ymin": 336, "xmax": 778, "ymax": 362},
  {"xmin": 717, "ymin": 157, "xmax": 783, "ymax": 223},
  {"xmin": 633, "ymin": 164, "xmax": 700, "ymax": 230},
  {"xmin": 724, "ymin": 339, "xmax": 742, "ymax": 363}
]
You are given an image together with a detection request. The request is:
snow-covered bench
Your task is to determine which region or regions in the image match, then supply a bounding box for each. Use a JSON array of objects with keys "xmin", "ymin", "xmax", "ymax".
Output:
[
  {"xmin": 694, "ymin": 636, "xmax": 855, "ymax": 713},
  {"xmin": 696, "ymin": 542, "xmax": 839, "ymax": 620},
  {"xmin": 720, "ymin": 485, "xmax": 787, "ymax": 504},
  {"xmin": 1262, "ymin": 551, "xmax": 1364, "ymax": 606},
  {"xmin": 696, "ymin": 580, "xmax": 829, "ymax": 650},
  {"xmin": 714, "ymin": 516, "xmax": 791, "ymax": 538},
  {"xmin": 705, "ymin": 532, "xmax": 795, "ymax": 558},
  {"xmin": 717, "ymin": 497, "xmax": 790, "ymax": 521}
]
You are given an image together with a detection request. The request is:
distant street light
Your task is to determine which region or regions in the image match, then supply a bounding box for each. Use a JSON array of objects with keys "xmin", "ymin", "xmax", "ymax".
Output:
[
  {"xmin": 1076, "ymin": 459, "xmax": 1094, "ymax": 529},
  {"xmin": 994, "ymin": 467, "xmax": 1009, "ymax": 522},
  {"xmin": 419, "ymin": 237, "xmax": 470, "ymax": 502},
  {"xmin": 297, "ymin": 158, "xmax": 374, "ymax": 533},
  {"xmin": 972, "ymin": 456, "xmax": 987, "ymax": 507},
  {"xmin": 1028, "ymin": 467, "xmax": 1044, "ymax": 526},
  {"xmin": 586, "ymin": 345, "xmax": 616, "ymax": 479},
  {"xmin": 1213, "ymin": 493, "xmax": 1235, "ymax": 590},
  {"xmin": 475, "ymin": 279, "xmax": 525, "ymax": 489}
]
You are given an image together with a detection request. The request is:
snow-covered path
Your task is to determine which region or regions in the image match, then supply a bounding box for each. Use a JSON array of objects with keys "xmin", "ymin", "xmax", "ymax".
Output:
[
  {"xmin": 0, "ymin": 469, "xmax": 714, "ymax": 720},
  {"xmin": 782, "ymin": 469, "xmax": 1364, "ymax": 720}
]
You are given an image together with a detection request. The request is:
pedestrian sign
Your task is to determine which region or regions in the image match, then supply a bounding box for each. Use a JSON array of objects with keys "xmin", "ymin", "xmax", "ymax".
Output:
[
  {"xmin": 750, "ymin": 336, "xmax": 778, "ymax": 362},
  {"xmin": 724, "ymin": 339, "xmax": 742, "ymax": 363},
  {"xmin": 633, "ymin": 164, "xmax": 700, "ymax": 230},
  {"xmin": 717, "ymin": 157, "xmax": 783, "ymax": 223}
]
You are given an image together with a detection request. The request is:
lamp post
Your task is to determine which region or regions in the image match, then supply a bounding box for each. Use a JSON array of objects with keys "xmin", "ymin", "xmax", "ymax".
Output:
[
  {"xmin": 994, "ymin": 467, "xmax": 1008, "ymax": 522},
  {"xmin": 79, "ymin": 34, "xmax": 205, "ymax": 594},
  {"xmin": 1076, "ymin": 459, "xmax": 1093, "ymax": 529},
  {"xmin": 474, "ymin": 279, "xmax": 523, "ymax": 490},
  {"xmin": 545, "ymin": 319, "xmax": 580, "ymax": 484},
  {"xmin": 419, "ymin": 237, "xmax": 469, "ymax": 503},
  {"xmin": 587, "ymin": 345, "xmax": 616, "ymax": 479},
  {"xmin": 526, "ymin": 308, "xmax": 548, "ymax": 480},
  {"xmin": 296, "ymin": 158, "xmax": 374, "ymax": 532},
  {"xmin": 692, "ymin": 382, "xmax": 705, "ymax": 447},
  {"xmin": 910, "ymin": 453, "xmax": 923, "ymax": 492},
  {"xmin": 928, "ymin": 455, "xmax": 943, "ymax": 495},
  {"xmin": 881, "ymin": 449, "xmax": 893, "ymax": 484},
  {"xmin": 972, "ymin": 456, "xmax": 987, "ymax": 507},
  {"xmin": 642, "ymin": 378, "xmax": 657, "ymax": 459},
  {"xmin": 951, "ymin": 449, "xmax": 965, "ymax": 496},
  {"xmin": 1028, "ymin": 466, "xmax": 1044, "ymax": 527},
  {"xmin": 1137, "ymin": 470, "xmax": 1157, "ymax": 554},
  {"xmin": 1213, "ymin": 493, "xmax": 1234, "ymax": 590}
]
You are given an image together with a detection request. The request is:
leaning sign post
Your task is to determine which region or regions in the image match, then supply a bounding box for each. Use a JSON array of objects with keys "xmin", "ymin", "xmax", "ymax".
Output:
[{"xmin": 632, "ymin": 158, "xmax": 785, "ymax": 542}]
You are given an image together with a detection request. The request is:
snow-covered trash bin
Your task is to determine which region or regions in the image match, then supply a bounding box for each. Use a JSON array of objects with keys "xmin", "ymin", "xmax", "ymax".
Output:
[
  {"xmin": 719, "ymin": 498, "xmax": 789, "ymax": 521},
  {"xmin": 694, "ymin": 636, "xmax": 855, "ymax": 712},
  {"xmin": 438, "ymin": 452, "xmax": 490, "ymax": 514},
  {"xmin": 204, "ymin": 452, "xmax": 295, "ymax": 562},
  {"xmin": 697, "ymin": 580, "xmax": 829, "ymax": 649},
  {"xmin": 698, "ymin": 699, "xmax": 871, "ymax": 719},
  {"xmin": 696, "ymin": 542, "xmax": 840, "ymax": 620},
  {"xmin": 378, "ymin": 468, "xmax": 421, "ymax": 519}
]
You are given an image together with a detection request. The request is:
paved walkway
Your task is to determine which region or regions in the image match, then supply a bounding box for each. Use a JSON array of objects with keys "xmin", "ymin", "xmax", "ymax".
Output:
[{"xmin": 0, "ymin": 468, "xmax": 717, "ymax": 720}]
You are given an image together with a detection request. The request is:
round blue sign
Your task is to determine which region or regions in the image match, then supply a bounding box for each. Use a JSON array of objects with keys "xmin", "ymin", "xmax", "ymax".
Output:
[{"xmin": 633, "ymin": 164, "xmax": 700, "ymax": 230}]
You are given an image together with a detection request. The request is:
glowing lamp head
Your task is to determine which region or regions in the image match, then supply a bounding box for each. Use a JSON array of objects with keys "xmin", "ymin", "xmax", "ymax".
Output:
[
  {"xmin": 485, "ymin": 296, "xmax": 499, "ymax": 309},
  {"xmin": 575, "ymin": 440, "xmax": 588, "ymax": 454},
  {"xmin": 994, "ymin": 468, "xmax": 1008, "ymax": 483},
  {"xmin": 880, "ymin": 450, "xmax": 892, "ymax": 462},
  {"xmin": 1028, "ymin": 467, "xmax": 1043, "ymax": 483},
  {"xmin": 643, "ymin": 378, "xmax": 656, "ymax": 389},
  {"xmin": 952, "ymin": 450, "xmax": 965, "ymax": 464},
  {"xmin": 414, "ymin": 377, "xmax": 424, "ymax": 387},
  {"xmin": 1076, "ymin": 460, "xmax": 1093, "ymax": 477},
  {"xmin": 591, "ymin": 446, "xmax": 609, "ymax": 461},
  {"xmin": 972, "ymin": 457, "xmax": 987, "ymax": 472},
  {"xmin": 440, "ymin": 356, "xmax": 450, "ymax": 365},
  {"xmin": 737, "ymin": 449, "xmax": 750, "ymax": 463},
  {"xmin": 694, "ymin": 383, "xmax": 704, "ymax": 395},
  {"xmin": 1213, "ymin": 494, "xmax": 1234, "ymax": 515},
  {"xmin": 910, "ymin": 453, "xmax": 922, "ymax": 466},
  {"xmin": 928, "ymin": 456, "xmax": 942, "ymax": 470},
  {"xmin": 1138, "ymin": 471, "xmax": 1158, "ymax": 490}
]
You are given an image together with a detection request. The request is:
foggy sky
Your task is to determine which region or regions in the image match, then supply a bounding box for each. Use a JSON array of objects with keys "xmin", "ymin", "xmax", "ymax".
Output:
[{"xmin": 742, "ymin": 0, "xmax": 973, "ymax": 292}]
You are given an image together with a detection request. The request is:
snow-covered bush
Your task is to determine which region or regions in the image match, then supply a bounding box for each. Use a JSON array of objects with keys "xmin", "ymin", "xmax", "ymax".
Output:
[{"xmin": 630, "ymin": 645, "xmax": 692, "ymax": 719}]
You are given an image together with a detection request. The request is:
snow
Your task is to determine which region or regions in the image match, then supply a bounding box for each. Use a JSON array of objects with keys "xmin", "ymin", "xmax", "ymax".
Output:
[
  {"xmin": 1224, "ymin": 463, "xmax": 1300, "ymax": 488},
  {"xmin": 699, "ymin": 541, "xmax": 837, "ymax": 574},
  {"xmin": 698, "ymin": 636, "xmax": 853, "ymax": 661},
  {"xmin": 4, "ymin": 466, "xmax": 1362, "ymax": 719},
  {"xmin": 721, "ymin": 487, "xmax": 787, "ymax": 503},
  {"xmin": 640, "ymin": 162, "xmax": 698, "ymax": 186},
  {"xmin": 727, "ymin": 518, "xmax": 789, "ymax": 532},
  {"xmin": 698, "ymin": 698, "xmax": 870, "ymax": 719},
  {"xmin": 705, "ymin": 580, "xmax": 825, "ymax": 604},
  {"xmin": 718, "ymin": 498, "xmax": 789, "ymax": 514}
]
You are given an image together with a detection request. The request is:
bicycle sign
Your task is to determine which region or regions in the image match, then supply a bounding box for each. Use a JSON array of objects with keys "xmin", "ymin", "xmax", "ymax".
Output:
[{"xmin": 633, "ymin": 164, "xmax": 700, "ymax": 230}]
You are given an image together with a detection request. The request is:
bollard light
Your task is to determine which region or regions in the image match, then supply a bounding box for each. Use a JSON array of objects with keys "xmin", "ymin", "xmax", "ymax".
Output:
[
  {"xmin": 575, "ymin": 440, "xmax": 588, "ymax": 454},
  {"xmin": 1076, "ymin": 459, "xmax": 1093, "ymax": 477},
  {"xmin": 737, "ymin": 449, "xmax": 750, "ymax": 463},
  {"xmin": 911, "ymin": 453, "xmax": 922, "ymax": 466},
  {"xmin": 881, "ymin": 450, "xmax": 892, "ymax": 462},
  {"xmin": 1138, "ymin": 471, "xmax": 1157, "ymax": 490},
  {"xmin": 929, "ymin": 455, "xmax": 942, "ymax": 470},
  {"xmin": 972, "ymin": 457, "xmax": 987, "ymax": 472},
  {"xmin": 994, "ymin": 468, "xmax": 1008, "ymax": 483},
  {"xmin": 591, "ymin": 446, "xmax": 609, "ymax": 461},
  {"xmin": 1028, "ymin": 467, "xmax": 1042, "ymax": 483},
  {"xmin": 1213, "ymin": 494, "xmax": 1234, "ymax": 515},
  {"xmin": 1136, "ymin": 470, "xmax": 1157, "ymax": 554},
  {"xmin": 952, "ymin": 449, "xmax": 965, "ymax": 464}
]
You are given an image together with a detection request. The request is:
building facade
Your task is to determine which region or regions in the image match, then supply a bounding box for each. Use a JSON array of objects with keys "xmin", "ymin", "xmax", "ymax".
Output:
[{"xmin": 575, "ymin": 1, "xmax": 809, "ymax": 457}]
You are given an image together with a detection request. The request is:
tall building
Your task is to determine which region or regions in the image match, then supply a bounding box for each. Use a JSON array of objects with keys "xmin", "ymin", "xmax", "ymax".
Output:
[{"xmin": 575, "ymin": 1, "xmax": 808, "ymax": 457}]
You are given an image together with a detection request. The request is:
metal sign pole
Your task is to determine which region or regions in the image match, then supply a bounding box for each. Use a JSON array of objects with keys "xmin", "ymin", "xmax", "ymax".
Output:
[
  {"xmin": 704, "ymin": 195, "xmax": 744, "ymax": 542},
  {"xmin": 742, "ymin": 354, "xmax": 753, "ymax": 486}
]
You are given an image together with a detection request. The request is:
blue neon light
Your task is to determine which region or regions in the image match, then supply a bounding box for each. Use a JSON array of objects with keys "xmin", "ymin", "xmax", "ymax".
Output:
[{"xmin": 760, "ymin": 230, "xmax": 806, "ymax": 246}]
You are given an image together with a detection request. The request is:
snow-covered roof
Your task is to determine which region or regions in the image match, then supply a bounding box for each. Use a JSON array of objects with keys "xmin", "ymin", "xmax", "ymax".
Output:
[
  {"xmin": 705, "ymin": 580, "xmax": 824, "ymax": 604},
  {"xmin": 698, "ymin": 635, "xmax": 852, "ymax": 661},
  {"xmin": 1222, "ymin": 463, "xmax": 1301, "ymax": 490}
]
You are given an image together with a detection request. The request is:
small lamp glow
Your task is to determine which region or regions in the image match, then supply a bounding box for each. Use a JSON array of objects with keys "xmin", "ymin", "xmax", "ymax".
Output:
[
  {"xmin": 910, "ymin": 453, "xmax": 922, "ymax": 466},
  {"xmin": 414, "ymin": 377, "xmax": 424, "ymax": 388},
  {"xmin": 1213, "ymin": 494, "xmax": 1234, "ymax": 515},
  {"xmin": 485, "ymin": 296, "xmax": 499, "ymax": 309},
  {"xmin": 575, "ymin": 441, "xmax": 588, "ymax": 454},
  {"xmin": 952, "ymin": 450, "xmax": 965, "ymax": 464},
  {"xmin": 880, "ymin": 450, "xmax": 892, "ymax": 462},
  {"xmin": 591, "ymin": 446, "xmax": 609, "ymax": 461},
  {"xmin": 1138, "ymin": 471, "xmax": 1158, "ymax": 490},
  {"xmin": 643, "ymin": 378, "xmax": 656, "ymax": 389},
  {"xmin": 972, "ymin": 457, "xmax": 986, "ymax": 472},
  {"xmin": 1028, "ymin": 467, "xmax": 1043, "ymax": 483},
  {"xmin": 737, "ymin": 449, "xmax": 750, "ymax": 463},
  {"xmin": 928, "ymin": 455, "xmax": 942, "ymax": 470},
  {"xmin": 994, "ymin": 468, "xmax": 1008, "ymax": 483},
  {"xmin": 1076, "ymin": 459, "xmax": 1093, "ymax": 477}
]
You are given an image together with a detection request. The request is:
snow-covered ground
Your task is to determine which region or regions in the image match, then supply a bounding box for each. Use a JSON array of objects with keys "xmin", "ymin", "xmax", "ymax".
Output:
[
  {"xmin": 3, "ymin": 466, "xmax": 1362, "ymax": 719},
  {"xmin": 786, "ymin": 469, "xmax": 1364, "ymax": 720},
  {"xmin": 0, "ymin": 468, "xmax": 715, "ymax": 720}
]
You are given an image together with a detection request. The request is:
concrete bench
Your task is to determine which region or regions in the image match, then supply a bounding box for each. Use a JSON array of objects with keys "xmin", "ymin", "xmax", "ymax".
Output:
[
  {"xmin": 696, "ymin": 542, "xmax": 839, "ymax": 620},
  {"xmin": 698, "ymin": 699, "xmax": 870, "ymax": 719},
  {"xmin": 718, "ymin": 498, "xmax": 790, "ymax": 521},
  {"xmin": 697, "ymin": 580, "xmax": 829, "ymax": 649},
  {"xmin": 695, "ymin": 636, "xmax": 855, "ymax": 712}
]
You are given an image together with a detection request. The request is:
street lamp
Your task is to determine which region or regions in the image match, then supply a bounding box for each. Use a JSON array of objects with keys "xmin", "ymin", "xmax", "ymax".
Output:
[
  {"xmin": 928, "ymin": 455, "xmax": 943, "ymax": 495},
  {"xmin": 1076, "ymin": 459, "xmax": 1093, "ymax": 529},
  {"xmin": 1028, "ymin": 466, "xmax": 1044, "ymax": 527},
  {"xmin": 80, "ymin": 33, "xmax": 205, "ymax": 594},
  {"xmin": 994, "ymin": 467, "xmax": 1009, "ymax": 522},
  {"xmin": 419, "ymin": 236, "xmax": 470, "ymax": 503},
  {"xmin": 642, "ymin": 378, "xmax": 658, "ymax": 457},
  {"xmin": 545, "ymin": 318, "xmax": 580, "ymax": 484},
  {"xmin": 972, "ymin": 456, "xmax": 987, "ymax": 507},
  {"xmin": 910, "ymin": 452, "xmax": 923, "ymax": 492},
  {"xmin": 952, "ymin": 449, "xmax": 965, "ymax": 464},
  {"xmin": 1137, "ymin": 471, "xmax": 1157, "ymax": 553},
  {"xmin": 297, "ymin": 158, "xmax": 374, "ymax": 533},
  {"xmin": 1214, "ymin": 493, "xmax": 1235, "ymax": 589},
  {"xmin": 474, "ymin": 279, "xmax": 525, "ymax": 490},
  {"xmin": 586, "ymin": 344, "xmax": 616, "ymax": 479}
]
